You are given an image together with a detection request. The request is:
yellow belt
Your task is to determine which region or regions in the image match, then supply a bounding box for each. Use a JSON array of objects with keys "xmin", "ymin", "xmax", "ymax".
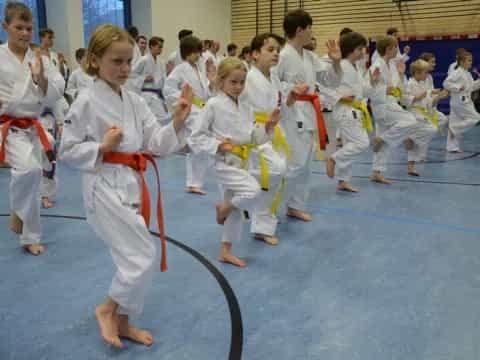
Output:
[
  {"xmin": 270, "ymin": 177, "xmax": 286, "ymax": 215},
  {"xmin": 412, "ymin": 106, "xmax": 443, "ymax": 134},
  {"xmin": 192, "ymin": 97, "xmax": 206, "ymax": 108},
  {"xmin": 390, "ymin": 86, "xmax": 402, "ymax": 99},
  {"xmin": 254, "ymin": 112, "xmax": 293, "ymax": 162},
  {"xmin": 230, "ymin": 144, "xmax": 269, "ymax": 191},
  {"xmin": 339, "ymin": 100, "xmax": 373, "ymax": 133}
]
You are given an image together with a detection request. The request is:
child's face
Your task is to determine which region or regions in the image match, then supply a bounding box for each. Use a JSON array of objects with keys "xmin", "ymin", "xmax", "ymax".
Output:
[
  {"xmin": 150, "ymin": 44, "xmax": 162, "ymax": 56},
  {"xmin": 352, "ymin": 46, "xmax": 365, "ymax": 62},
  {"xmin": 461, "ymin": 56, "xmax": 473, "ymax": 70},
  {"xmin": 137, "ymin": 38, "xmax": 147, "ymax": 53},
  {"xmin": 94, "ymin": 40, "xmax": 133, "ymax": 90},
  {"xmin": 3, "ymin": 17, "xmax": 33, "ymax": 51},
  {"xmin": 297, "ymin": 25, "xmax": 313, "ymax": 46},
  {"xmin": 414, "ymin": 70, "xmax": 428, "ymax": 81},
  {"xmin": 385, "ymin": 44, "xmax": 398, "ymax": 59},
  {"xmin": 222, "ymin": 69, "xmax": 246, "ymax": 99},
  {"xmin": 253, "ymin": 37, "xmax": 279, "ymax": 69},
  {"xmin": 186, "ymin": 51, "xmax": 200, "ymax": 64},
  {"xmin": 41, "ymin": 33, "xmax": 54, "ymax": 48},
  {"xmin": 427, "ymin": 58, "xmax": 436, "ymax": 71}
]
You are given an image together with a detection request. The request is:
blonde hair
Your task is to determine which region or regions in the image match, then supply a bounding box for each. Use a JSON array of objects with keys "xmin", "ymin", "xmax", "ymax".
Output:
[
  {"xmin": 84, "ymin": 24, "xmax": 134, "ymax": 76},
  {"xmin": 376, "ymin": 35, "xmax": 397, "ymax": 56},
  {"xmin": 458, "ymin": 51, "xmax": 472, "ymax": 65},
  {"xmin": 215, "ymin": 57, "xmax": 247, "ymax": 90},
  {"xmin": 410, "ymin": 59, "xmax": 430, "ymax": 76}
]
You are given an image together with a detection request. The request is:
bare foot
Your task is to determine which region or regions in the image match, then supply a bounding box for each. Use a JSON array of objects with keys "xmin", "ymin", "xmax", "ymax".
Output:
[
  {"xmin": 118, "ymin": 316, "xmax": 154, "ymax": 347},
  {"xmin": 95, "ymin": 305, "xmax": 123, "ymax": 349},
  {"xmin": 326, "ymin": 156, "xmax": 335, "ymax": 178},
  {"xmin": 337, "ymin": 181, "xmax": 359, "ymax": 192},
  {"xmin": 42, "ymin": 197, "xmax": 54, "ymax": 209},
  {"xmin": 185, "ymin": 186, "xmax": 206, "ymax": 195},
  {"xmin": 9, "ymin": 211, "xmax": 23, "ymax": 234},
  {"xmin": 407, "ymin": 162, "xmax": 419, "ymax": 176},
  {"xmin": 219, "ymin": 243, "xmax": 246, "ymax": 267},
  {"xmin": 372, "ymin": 137, "xmax": 384, "ymax": 153},
  {"xmin": 286, "ymin": 207, "xmax": 312, "ymax": 222},
  {"xmin": 23, "ymin": 243, "xmax": 45, "ymax": 256},
  {"xmin": 254, "ymin": 233, "xmax": 279, "ymax": 246},
  {"xmin": 370, "ymin": 171, "xmax": 392, "ymax": 185},
  {"xmin": 215, "ymin": 202, "xmax": 232, "ymax": 225},
  {"xmin": 219, "ymin": 252, "xmax": 246, "ymax": 267}
]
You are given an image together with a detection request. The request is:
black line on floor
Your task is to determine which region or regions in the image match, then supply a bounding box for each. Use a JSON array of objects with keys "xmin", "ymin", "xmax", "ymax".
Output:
[
  {"xmin": 0, "ymin": 213, "xmax": 243, "ymax": 360},
  {"xmin": 312, "ymin": 171, "xmax": 480, "ymax": 186}
]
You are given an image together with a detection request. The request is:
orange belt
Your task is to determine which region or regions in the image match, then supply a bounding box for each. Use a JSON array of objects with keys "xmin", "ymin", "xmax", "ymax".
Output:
[
  {"xmin": 0, "ymin": 114, "xmax": 55, "ymax": 163},
  {"xmin": 296, "ymin": 93, "xmax": 329, "ymax": 150},
  {"xmin": 103, "ymin": 151, "xmax": 168, "ymax": 272}
]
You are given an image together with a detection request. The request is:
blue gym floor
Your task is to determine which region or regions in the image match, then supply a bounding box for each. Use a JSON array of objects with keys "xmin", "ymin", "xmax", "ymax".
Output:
[{"xmin": 1, "ymin": 117, "xmax": 480, "ymax": 360}]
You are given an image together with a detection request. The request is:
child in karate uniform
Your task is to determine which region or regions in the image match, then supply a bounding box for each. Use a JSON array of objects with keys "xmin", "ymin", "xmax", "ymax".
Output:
[
  {"xmin": 276, "ymin": 9, "xmax": 342, "ymax": 221},
  {"xmin": 131, "ymin": 36, "xmax": 170, "ymax": 125},
  {"xmin": 65, "ymin": 48, "xmax": 94, "ymax": 100},
  {"xmin": 0, "ymin": 2, "xmax": 65, "ymax": 255},
  {"xmin": 404, "ymin": 59, "xmax": 449, "ymax": 175},
  {"xmin": 242, "ymin": 33, "xmax": 304, "ymax": 245},
  {"xmin": 59, "ymin": 24, "xmax": 192, "ymax": 348},
  {"xmin": 326, "ymin": 32, "xmax": 379, "ymax": 192},
  {"xmin": 189, "ymin": 58, "xmax": 280, "ymax": 267},
  {"xmin": 164, "ymin": 35, "xmax": 215, "ymax": 195},
  {"xmin": 443, "ymin": 51, "xmax": 480, "ymax": 152}
]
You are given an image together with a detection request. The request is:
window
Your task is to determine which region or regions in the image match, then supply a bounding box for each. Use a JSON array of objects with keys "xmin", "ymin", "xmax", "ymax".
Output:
[
  {"xmin": 82, "ymin": 0, "xmax": 131, "ymax": 45},
  {"xmin": 0, "ymin": 0, "xmax": 45, "ymax": 44}
]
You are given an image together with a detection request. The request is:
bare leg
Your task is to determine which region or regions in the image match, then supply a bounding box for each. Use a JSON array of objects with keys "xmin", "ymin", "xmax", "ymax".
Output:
[
  {"xmin": 407, "ymin": 161, "xmax": 419, "ymax": 176},
  {"xmin": 41, "ymin": 197, "xmax": 54, "ymax": 209},
  {"xmin": 9, "ymin": 211, "xmax": 23, "ymax": 234},
  {"xmin": 215, "ymin": 201, "xmax": 234, "ymax": 225},
  {"xmin": 95, "ymin": 297, "xmax": 123, "ymax": 349}
]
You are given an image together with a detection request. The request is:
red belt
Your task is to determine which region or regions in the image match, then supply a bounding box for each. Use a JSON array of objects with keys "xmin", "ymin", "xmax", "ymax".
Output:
[
  {"xmin": 103, "ymin": 151, "xmax": 167, "ymax": 272},
  {"xmin": 0, "ymin": 114, "xmax": 55, "ymax": 163},
  {"xmin": 296, "ymin": 93, "xmax": 329, "ymax": 150}
]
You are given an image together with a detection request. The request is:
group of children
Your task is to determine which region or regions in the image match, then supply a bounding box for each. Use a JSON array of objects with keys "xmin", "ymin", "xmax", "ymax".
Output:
[{"xmin": 1, "ymin": 1, "xmax": 479, "ymax": 350}]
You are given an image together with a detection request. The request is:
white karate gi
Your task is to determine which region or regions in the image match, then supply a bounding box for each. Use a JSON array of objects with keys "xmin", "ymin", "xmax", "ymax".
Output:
[
  {"xmin": 447, "ymin": 61, "xmax": 458, "ymax": 75},
  {"xmin": 164, "ymin": 61, "xmax": 213, "ymax": 189},
  {"xmin": 276, "ymin": 43, "xmax": 341, "ymax": 211},
  {"xmin": 241, "ymin": 65, "xmax": 288, "ymax": 237},
  {"xmin": 404, "ymin": 77, "xmax": 439, "ymax": 162},
  {"xmin": 0, "ymin": 43, "xmax": 65, "ymax": 245},
  {"xmin": 369, "ymin": 56, "xmax": 416, "ymax": 173},
  {"xmin": 65, "ymin": 67, "xmax": 94, "ymax": 99},
  {"xmin": 39, "ymin": 98, "xmax": 68, "ymax": 200},
  {"xmin": 59, "ymin": 78, "xmax": 184, "ymax": 315},
  {"xmin": 189, "ymin": 91, "xmax": 272, "ymax": 244},
  {"xmin": 330, "ymin": 59, "xmax": 373, "ymax": 182},
  {"xmin": 130, "ymin": 53, "xmax": 170, "ymax": 125},
  {"xmin": 443, "ymin": 67, "xmax": 480, "ymax": 151}
]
